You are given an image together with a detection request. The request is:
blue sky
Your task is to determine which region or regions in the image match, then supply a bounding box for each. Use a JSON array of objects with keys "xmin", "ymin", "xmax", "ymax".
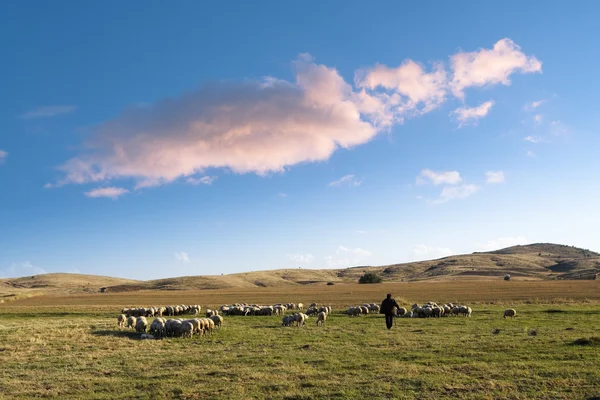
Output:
[{"xmin": 1, "ymin": 2, "xmax": 599, "ymax": 279}]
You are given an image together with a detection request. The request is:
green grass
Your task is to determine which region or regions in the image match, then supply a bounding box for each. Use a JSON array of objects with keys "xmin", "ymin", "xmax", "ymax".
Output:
[{"xmin": 0, "ymin": 304, "xmax": 599, "ymax": 399}]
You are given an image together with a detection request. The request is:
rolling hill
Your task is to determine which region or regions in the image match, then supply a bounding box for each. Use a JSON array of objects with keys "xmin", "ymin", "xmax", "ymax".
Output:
[{"xmin": 1, "ymin": 243, "xmax": 598, "ymax": 298}]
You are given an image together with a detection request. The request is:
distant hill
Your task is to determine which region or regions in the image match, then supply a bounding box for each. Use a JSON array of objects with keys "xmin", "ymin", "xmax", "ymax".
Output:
[{"xmin": 1, "ymin": 243, "xmax": 598, "ymax": 297}]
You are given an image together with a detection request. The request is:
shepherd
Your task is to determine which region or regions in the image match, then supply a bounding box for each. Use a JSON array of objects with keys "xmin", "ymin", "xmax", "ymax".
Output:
[{"xmin": 380, "ymin": 293, "xmax": 401, "ymax": 330}]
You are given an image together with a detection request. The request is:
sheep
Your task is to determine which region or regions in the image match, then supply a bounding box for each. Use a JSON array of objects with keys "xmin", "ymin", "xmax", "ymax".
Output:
[
  {"xmin": 149, "ymin": 318, "xmax": 166, "ymax": 338},
  {"xmin": 297, "ymin": 303, "xmax": 304, "ymax": 310},
  {"xmin": 396, "ymin": 307, "xmax": 407, "ymax": 317},
  {"xmin": 135, "ymin": 317, "xmax": 148, "ymax": 334},
  {"xmin": 504, "ymin": 308, "xmax": 517, "ymax": 318},
  {"xmin": 126, "ymin": 316, "xmax": 136, "ymax": 329},
  {"xmin": 210, "ymin": 315, "xmax": 223, "ymax": 330},
  {"xmin": 316, "ymin": 311, "xmax": 327, "ymax": 327},
  {"xmin": 282, "ymin": 315, "xmax": 293, "ymax": 327},
  {"xmin": 292, "ymin": 313, "xmax": 306, "ymax": 327},
  {"xmin": 117, "ymin": 314, "xmax": 126, "ymax": 328},
  {"xmin": 181, "ymin": 321, "xmax": 194, "ymax": 338}
]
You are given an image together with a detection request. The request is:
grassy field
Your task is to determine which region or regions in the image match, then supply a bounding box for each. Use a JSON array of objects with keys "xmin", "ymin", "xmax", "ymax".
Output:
[{"xmin": 1, "ymin": 282, "xmax": 599, "ymax": 399}]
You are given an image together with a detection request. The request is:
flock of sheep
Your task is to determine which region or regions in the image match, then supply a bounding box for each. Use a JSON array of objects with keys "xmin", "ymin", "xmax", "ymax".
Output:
[{"xmin": 116, "ymin": 301, "xmax": 519, "ymax": 338}]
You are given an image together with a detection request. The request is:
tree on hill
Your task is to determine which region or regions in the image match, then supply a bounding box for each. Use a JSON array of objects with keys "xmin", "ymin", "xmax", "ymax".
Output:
[{"xmin": 358, "ymin": 272, "xmax": 382, "ymax": 284}]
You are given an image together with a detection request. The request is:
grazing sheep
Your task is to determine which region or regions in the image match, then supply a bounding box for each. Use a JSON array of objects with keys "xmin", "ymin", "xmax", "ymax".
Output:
[
  {"xmin": 396, "ymin": 307, "xmax": 407, "ymax": 317},
  {"xmin": 135, "ymin": 317, "xmax": 148, "ymax": 334},
  {"xmin": 127, "ymin": 316, "xmax": 136, "ymax": 329},
  {"xmin": 504, "ymin": 308, "xmax": 517, "ymax": 318},
  {"xmin": 181, "ymin": 321, "xmax": 194, "ymax": 338},
  {"xmin": 210, "ymin": 315, "xmax": 223, "ymax": 330},
  {"xmin": 316, "ymin": 311, "xmax": 327, "ymax": 326},
  {"xmin": 117, "ymin": 314, "xmax": 126, "ymax": 328},
  {"xmin": 282, "ymin": 315, "xmax": 293, "ymax": 327},
  {"xmin": 297, "ymin": 303, "xmax": 304, "ymax": 310}
]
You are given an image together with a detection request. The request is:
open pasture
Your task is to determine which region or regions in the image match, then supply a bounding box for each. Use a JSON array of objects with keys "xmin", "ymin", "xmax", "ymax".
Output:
[{"xmin": 0, "ymin": 281, "xmax": 599, "ymax": 399}]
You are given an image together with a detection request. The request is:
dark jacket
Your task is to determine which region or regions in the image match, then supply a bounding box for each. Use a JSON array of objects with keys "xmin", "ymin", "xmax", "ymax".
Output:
[{"xmin": 380, "ymin": 298, "xmax": 401, "ymax": 315}]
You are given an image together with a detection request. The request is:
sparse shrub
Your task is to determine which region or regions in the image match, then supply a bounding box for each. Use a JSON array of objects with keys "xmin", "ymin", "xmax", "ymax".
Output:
[
  {"xmin": 504, "ymin": 274, "xmax": 511, "ymax": 281},
  {"xmin": 358, "ymin": 272, "xmax": 382, "ymax": 284},
  {"xmin": 326, "ymin": 282, "xmax": 334, "ymax": 286}
]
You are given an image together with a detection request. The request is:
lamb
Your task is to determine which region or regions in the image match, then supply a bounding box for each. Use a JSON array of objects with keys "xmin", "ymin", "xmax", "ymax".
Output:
[
  {"xmin": 504, "ymin": 308, "xmax": 517, "ymax": 318},
  {"xmin": 117, "ymin": 314, "xmax": 126, "ymax": 328},
  {"xmin": 316, "ymin": 311, "xmax": 327, "ymax": 326}
]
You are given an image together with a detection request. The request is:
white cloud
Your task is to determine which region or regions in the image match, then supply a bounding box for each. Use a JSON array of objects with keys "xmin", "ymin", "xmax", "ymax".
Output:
[
  {"xmin": 186, "ymin": 175, "xmax": 216, "ymax": 185},
  {"xmin": 524, "ymin": 135, "xmax": 542, "ymax": 143},
  {"xmin": 329, "ymin": 174, "xmax": 362, "ymax": 187},
  {"xmin": 84, "ymin": 187, "xmax": 129, "ymax": 199},
  {"xmin": 174, "ymin": 252, "xmax": 190, "ymax": 263},
  {"xmin": 278, "ymin": 192, "xmax": 288, "ymax": 198},
  {"xmin": 0, "ymin": 149, "xmax": 7, "ymax": 162},
  {"xmin": 524, "ymin": 99, "xmax": 545, "ymax": 111},
  {"xmin": 417, "ymin": 169, "xmax": 462, "ymax": 186},
  {"xmin": 450, "ymin": 38, "xmax": 542, "ymax": 98},
  {"xmin": 0, "ymin": 261, "xmax": 47, "ymax": 278},
  {"xmin": 337, "ymin": 245, "xmax": 371, "ymax": 257},
  {"xmin": 413, "ymin": 245, "xmax": 453, "ymax": 260},
  {"xmin": 451, "ymin": 100, "xmax": 494, "ymax": 127},
  {"xmin": 356, "ymin": 60, "xmax": 447, "ymax": 114},
  {"xmin": 48, "ymin": 39, "xmax": 540, "ymax": 193},
  {"xmin": 550, "ymin": 120, "xmax": 570, "ymax": 136},
  {"xmin": 433, "ymin": 184, "xmax": 479, "ymax": 204},
  {"xmin": 477, "ymin": 236, "xmax": 528, "ymax": 252},
  {"xmin": 287, "ymin": 253, "xmax": 314, "ymax": 264},
  {"xmin": 19, "ymin": 105, "xmax": 77, "ymax": 119},
  {"xmin": 534, "ymin": 114, "xmax": 543, "ymax": 124},
  {"xmin": 527, "ymin": 150, "xmax": 535, "ymax": 157},
  {"xmin": 324, "ymin": 245, "xmax": 372, "ymax": 268},
  {"xmin": 485, "ymin": 171, "xmax": 505, "ymax": 184}
]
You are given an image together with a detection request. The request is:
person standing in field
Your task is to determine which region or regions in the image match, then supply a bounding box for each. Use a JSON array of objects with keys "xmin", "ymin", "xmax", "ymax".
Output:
[{"xmin": 380, "ymin": 293, "xmax": 401, "ymax": 330}]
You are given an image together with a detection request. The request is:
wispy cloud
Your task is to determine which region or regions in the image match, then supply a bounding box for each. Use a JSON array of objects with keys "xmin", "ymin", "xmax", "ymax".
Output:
[
  {"xmin": 278, "ymin": 192, "xmax": 288, "ymax": 198},
  {"xmin": 324, "ymin": 245, "xmax": 372, "ymax": 268},
  {"xmin": 524, "ymin": 135, "xmax": 542, "ymax": 143},
  {"xmin": 417, "ymin": 169, "xmax": 461, "ymax": 186},
  {"xmin": 485, "ymin": 171, "xmax": 505, "ymax": 184},
  {"xmin": 0, "ymin": 261, "xmax": 47, "ymax": 278},
  {"xmin": 533, "ymin": 114, "xmax": 543, "ymax": 124},
  {"xmin": 19, "ymin": 105, "xmax": 77, "ymax": 119},
  {"xmin": 174, "ymin": 252, "xmax": 190, "ymax": 263},
  {"xmin": 186, "ymin": 175, "xmax": 216, "ymax": 185},
  {"xmin": 287, "ymin": 253, "xmax": 314, "ymax": 264},
  {"xmin": 337, "ymin": 245, "xmax": 371, "ymax": 257},
  {"xmin": 329, "ymin": 174, "xmax": 362, "ymax": 187},
  {"xmin": 477, "ymin": 236, "xmax": 528, "ymax": 252},
  {"xmin": 0, "ymin": 149, "xmax": 7, "ymax": 163},
  {"xmin": 48, "ymin": 39, "xmax": 540, "ymax": 193},
  {"xmin": 451, "ymin": 100, "xmax": 494, "ymax": 127},
  {"xmin": 432, "ymin": 184, "xmax": 479, "ymax": 204},
  {"xmin": 524, "ymin": 99, "xmax": 546, "ymax": 111},
  {"xmin": 527, "ymin": 150, "xmax": 535, "ymax": 157},
  {"xmin": 84, "ymin": 187, "xmax": 129, "ymax": 199},
  {"xmin": 413, "ymin": 245, "xmax": 453, "ymax": 260}
]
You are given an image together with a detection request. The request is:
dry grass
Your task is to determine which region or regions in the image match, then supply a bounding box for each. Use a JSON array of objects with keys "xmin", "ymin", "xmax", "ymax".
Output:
[
  {"xmin": 0, "ymin": 298, "xmax": 599, "ymax": 399},
  {"xmin": 3, "ymin": 281, "xmax": 599, "ymax": 309}
]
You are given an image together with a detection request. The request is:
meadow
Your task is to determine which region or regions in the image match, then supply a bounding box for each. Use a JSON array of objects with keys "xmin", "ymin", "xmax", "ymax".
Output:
[{"xmin": 0, "ymin": 281, "xmax": 599, "ymax": 399}]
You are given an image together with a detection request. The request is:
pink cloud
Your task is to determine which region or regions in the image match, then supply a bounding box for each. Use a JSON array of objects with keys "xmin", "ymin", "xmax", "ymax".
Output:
[
  {"xmin": 450, "ymin": 38, "xmax": 542, "ymax": 98},
  {"xmin": 84, "ymin": 187, "xmax": 129, "ymax": 199},
  {"xmin": 48, "ymin": 39, "xmax": 541, "ymax": 192}
]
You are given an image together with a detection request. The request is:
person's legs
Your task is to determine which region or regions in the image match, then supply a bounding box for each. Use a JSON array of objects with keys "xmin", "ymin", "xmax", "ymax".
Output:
[{"xmin": 385, "ymin": 314, "xmax": 393, "ymax": 329}]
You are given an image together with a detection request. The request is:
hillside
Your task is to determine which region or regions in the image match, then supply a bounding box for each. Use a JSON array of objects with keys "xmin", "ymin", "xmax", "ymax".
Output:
[{"xmin": 1, "ymin": 243, "xmax": 598, "ymax": 297}]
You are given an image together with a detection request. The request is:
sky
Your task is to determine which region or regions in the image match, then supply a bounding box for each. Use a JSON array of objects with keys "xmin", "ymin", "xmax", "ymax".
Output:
[{"xmin": 1, "ymin": 1, "xmax": 599, "ymax": 279}]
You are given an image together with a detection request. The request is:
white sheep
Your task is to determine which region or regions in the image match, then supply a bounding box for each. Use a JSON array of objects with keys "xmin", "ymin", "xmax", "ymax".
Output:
[
  {"xmin": 316, "ymin": 311, "xmax": 327, "ymax": 326},
  {"xmin": 117, "ymin": 314, "xmax": 126, "ymax": 328},
  {"xmin": 210, "ymin": 315, "xmax": 223, "ymax": 330}
]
